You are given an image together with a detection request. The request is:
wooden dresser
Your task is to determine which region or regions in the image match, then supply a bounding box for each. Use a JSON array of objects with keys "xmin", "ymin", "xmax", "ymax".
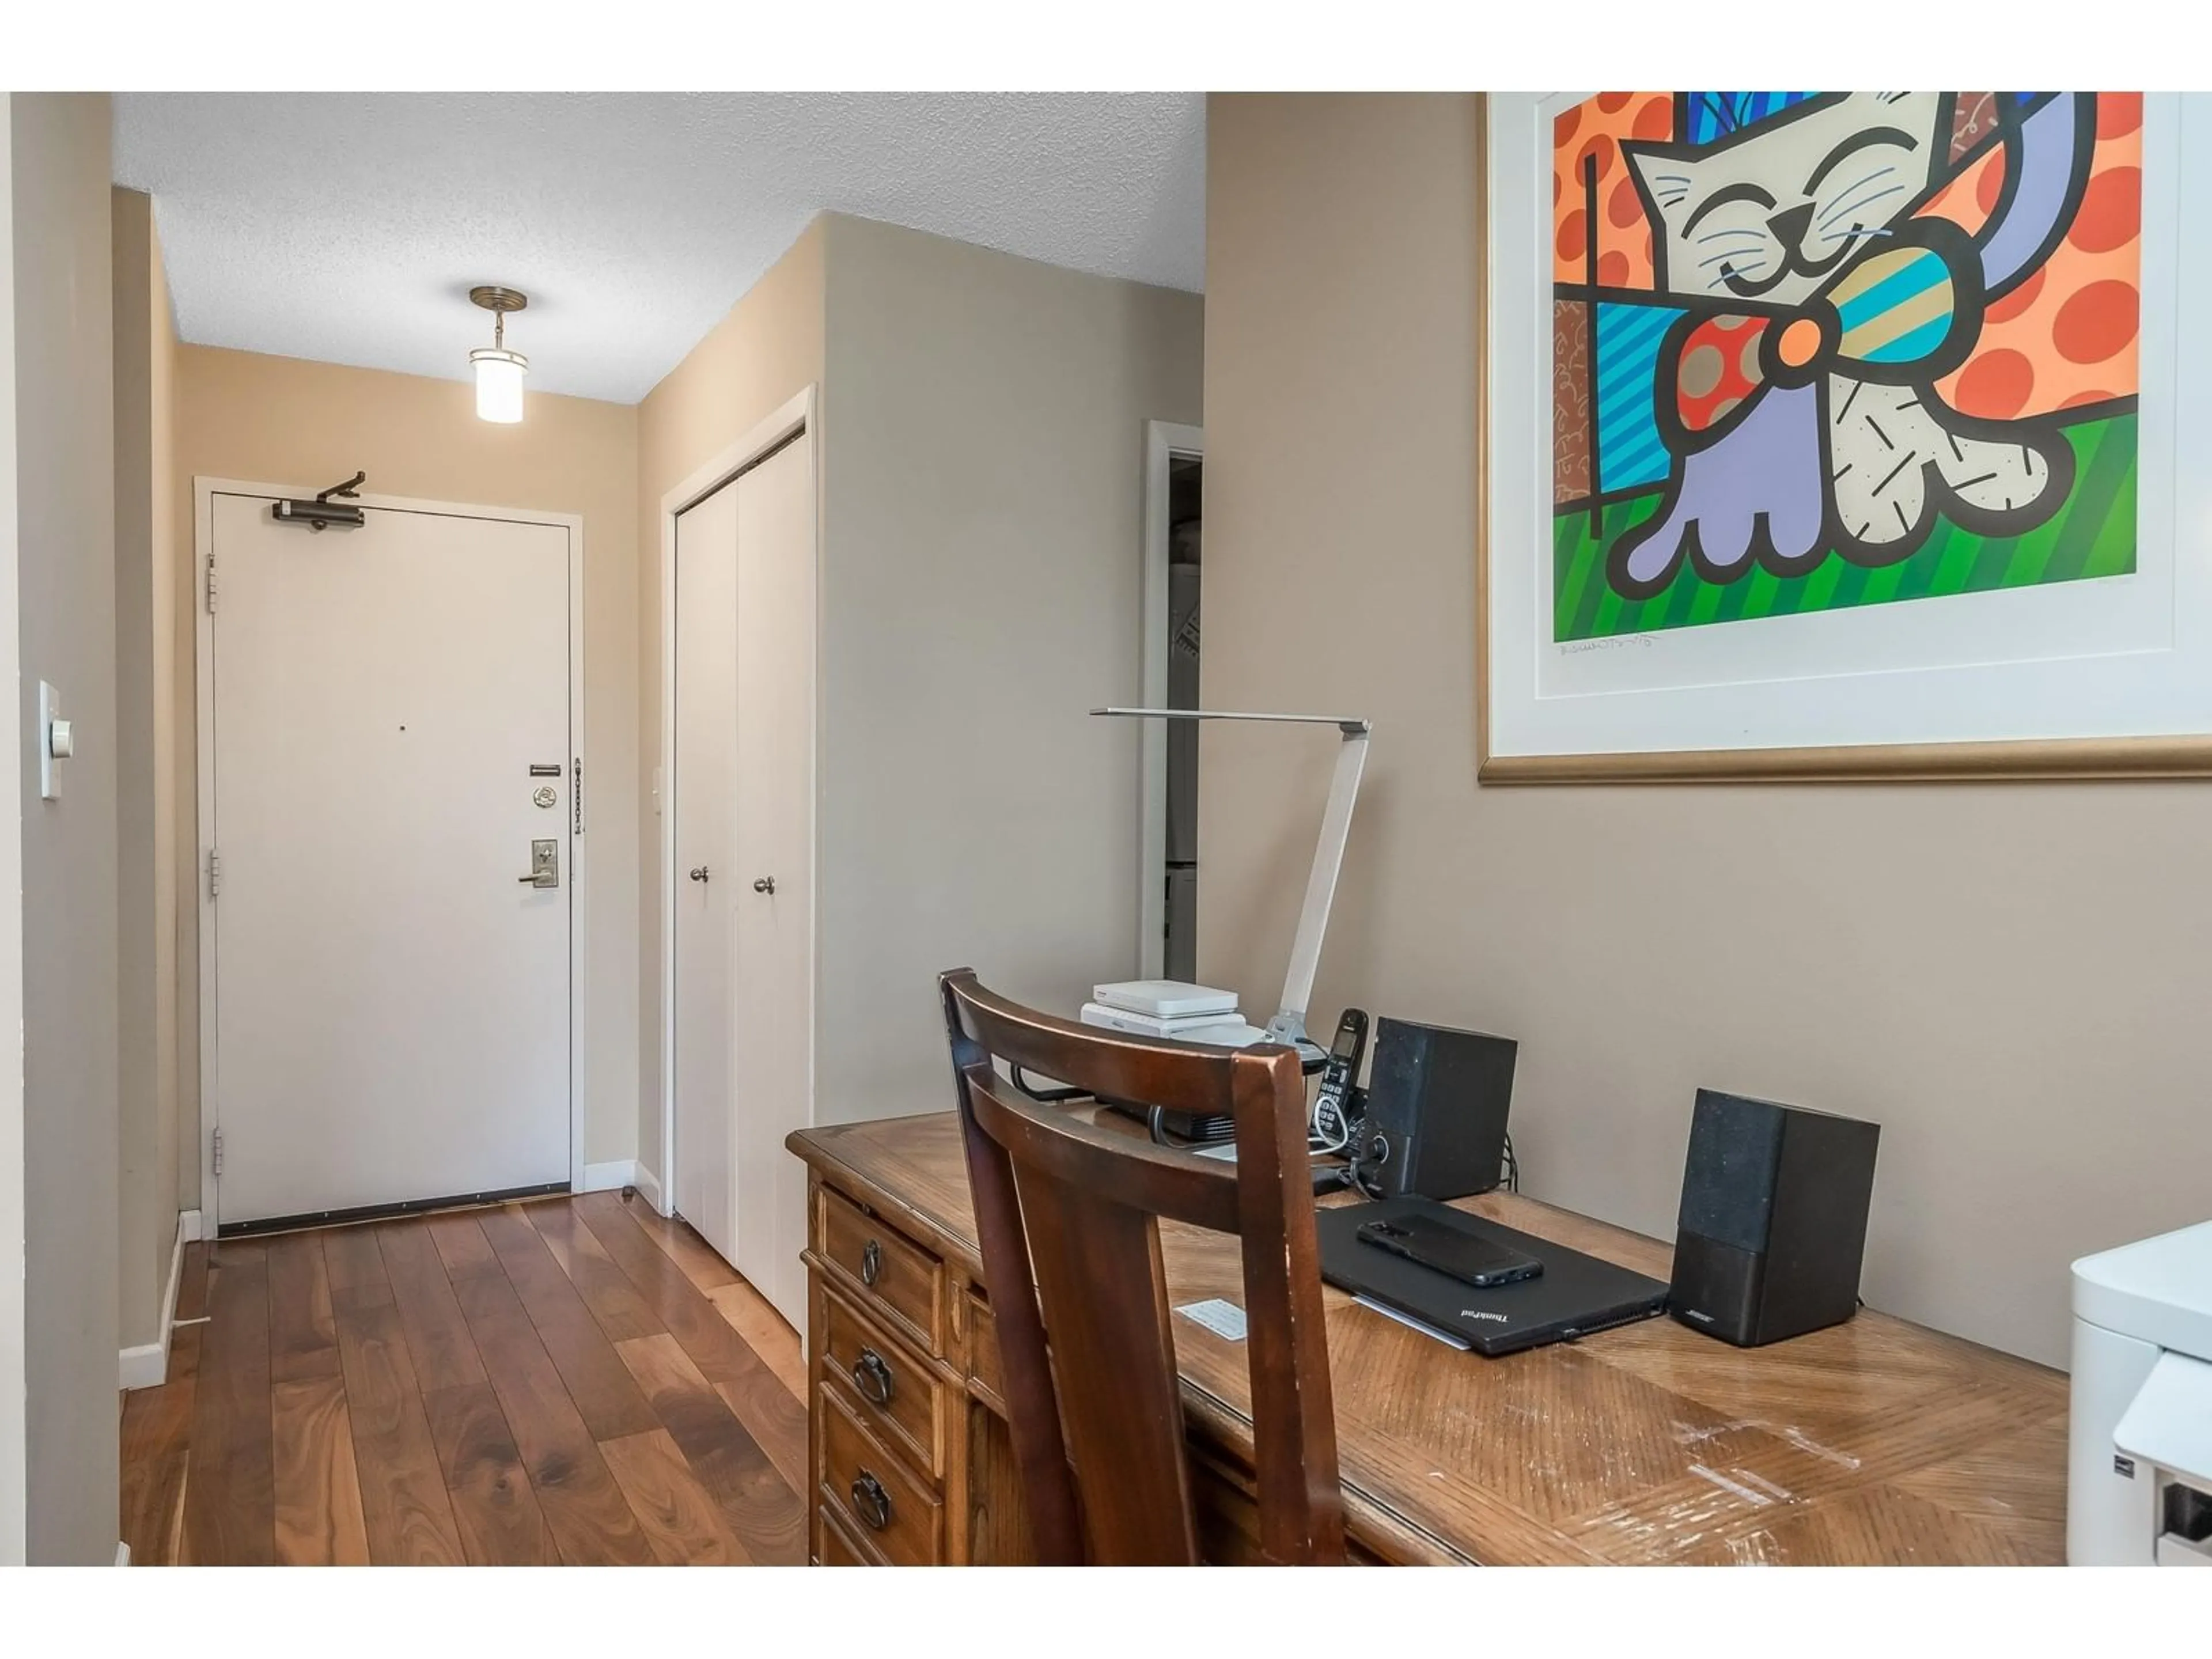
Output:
[{"xmin": 789, "ymin": 1110, "xmax": 2070, "ymax": 1566}]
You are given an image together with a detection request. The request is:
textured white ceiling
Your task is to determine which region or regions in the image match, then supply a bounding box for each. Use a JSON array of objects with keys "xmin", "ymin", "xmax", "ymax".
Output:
[{"xmin": 112, "ymin": 92, "xmax": 1206, "ymax": 404}]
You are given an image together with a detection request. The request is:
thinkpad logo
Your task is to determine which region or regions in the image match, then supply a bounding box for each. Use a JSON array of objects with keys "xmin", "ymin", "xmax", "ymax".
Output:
[{"xmin": 1459, "ymin": 1310, "xmax": 1509, "ymax": 1324}]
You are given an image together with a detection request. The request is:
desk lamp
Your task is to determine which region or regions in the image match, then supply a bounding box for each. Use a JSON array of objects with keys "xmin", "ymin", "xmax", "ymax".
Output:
[{"xmin": 1090, "ymin": 707, "xmax": 1370, "ymax": 1067}]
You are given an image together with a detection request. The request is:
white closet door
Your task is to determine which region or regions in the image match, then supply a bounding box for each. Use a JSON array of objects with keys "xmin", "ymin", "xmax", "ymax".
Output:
[
  {"xmin": 730, "ymin": 437, "xmax": 816, "ymax": 1333},
  {"xmin": 672, "ymin": 480, "xmax": 740, "ymax": 1261}
]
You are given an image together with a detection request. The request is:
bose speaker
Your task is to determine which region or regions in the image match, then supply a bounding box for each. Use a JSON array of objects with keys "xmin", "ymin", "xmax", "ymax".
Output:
[
  {"xmin": 1669, "ymin": 1089, "xmax": 1880, "ymax": 1347},
  {"xmin": 1359, "ymin": 1017, "xmax": 1517, "ymax": 1201}
]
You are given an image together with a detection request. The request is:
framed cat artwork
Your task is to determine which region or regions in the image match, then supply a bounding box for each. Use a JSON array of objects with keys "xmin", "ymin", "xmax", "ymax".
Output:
[{"xmin": 1479, "ymin": 92, "xmax": 2211, "ymax": 779}]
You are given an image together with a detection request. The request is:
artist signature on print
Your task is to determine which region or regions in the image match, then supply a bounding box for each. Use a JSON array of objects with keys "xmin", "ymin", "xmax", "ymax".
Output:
[{"xmin": 1558, "ymin": 634, "xmax": 1657, "ymax": 656}]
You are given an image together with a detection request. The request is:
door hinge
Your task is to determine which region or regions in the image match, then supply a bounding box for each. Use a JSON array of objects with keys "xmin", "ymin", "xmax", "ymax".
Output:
[
  {"xmin": 207, "ymin": 849, "xmax": 222, "ymax": 899},
  {"xmin": 573, "ymin": 757, "xmax": 584, "ymax": 835},
  {"xmin": 205, "ymin": 554, "xmax": 217, "ymax": 614},
  {"xmin": 211, "ymin": 1127, "xmax": 224, "ymax": 1177}
]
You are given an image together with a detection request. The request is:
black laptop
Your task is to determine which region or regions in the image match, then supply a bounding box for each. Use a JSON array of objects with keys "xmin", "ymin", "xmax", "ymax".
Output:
[{"xmin": 1316, "ymin": 1196, "xmax": 1668, "ymax": 1357}]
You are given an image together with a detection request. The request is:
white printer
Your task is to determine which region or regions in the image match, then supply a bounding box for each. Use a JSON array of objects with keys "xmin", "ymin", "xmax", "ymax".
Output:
[{"xmin": 2069, "ymin": 1219, "xmax": 2212, "ymax": 1565}]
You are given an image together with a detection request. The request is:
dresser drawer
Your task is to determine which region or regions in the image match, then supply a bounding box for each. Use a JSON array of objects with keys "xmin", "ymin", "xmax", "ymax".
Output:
[
  {"xmin": 821, "ymin": 1287, "xmax": 944, "ymax": 1474},
  {"xmin": 819, "ymin": 1388, "xmax": 943, "ymax": 1566},
  {"xmin": 819, "ymin": 1188, "xmax": 945, "ymax": 1355},
  {"xmin": 815, "ymin": 1502, "xmax": 883, "ymax": 1566}
]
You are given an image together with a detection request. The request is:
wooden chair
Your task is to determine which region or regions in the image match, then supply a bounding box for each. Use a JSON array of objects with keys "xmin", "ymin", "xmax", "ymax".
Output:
[{"xmin": 937, "ymin": 968, "xmax": 1344, "ymax": 1565}]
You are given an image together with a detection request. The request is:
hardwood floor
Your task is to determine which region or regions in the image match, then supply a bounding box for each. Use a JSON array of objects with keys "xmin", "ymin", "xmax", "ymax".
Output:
[{"xmin": 119, "ymin": 1191, "xmax": 809, "ymax": 1566}]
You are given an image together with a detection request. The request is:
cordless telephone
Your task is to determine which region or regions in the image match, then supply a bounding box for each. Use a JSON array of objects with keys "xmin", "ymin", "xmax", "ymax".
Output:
[{"xmin": 1310, "ymin": 1007, "xmax": 1368, "ymax": 1154}]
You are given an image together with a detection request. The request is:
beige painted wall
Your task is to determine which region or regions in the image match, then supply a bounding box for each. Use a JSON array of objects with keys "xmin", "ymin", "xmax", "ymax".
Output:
[
  {"xmin": 816, "ymin": 215, "xmax": 1204, "ymax": 1124},
  {"xmin": 13, "ymin": 91, "xmax": 120, "ymax": 1565},
  {"xmin": 633, "ymin": 219, "xmax": 826, "ymax": 1177},
  {"xmin": 630, "ymin": 213, "xmax": 1204, "ymax": 1171},
  {"xmin": 112, "ymin": 187, "xmax": 181, "ymax": 1354},
  {"xmin": 1199, "ymin": 92, "xmax": 2207, "ymax": 1369},
  {"xmin": 173, "ymin": 346, "xmax": 643, "ymax": 1195}
]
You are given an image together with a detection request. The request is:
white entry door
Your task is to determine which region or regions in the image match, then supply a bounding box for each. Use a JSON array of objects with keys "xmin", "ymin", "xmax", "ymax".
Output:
[
  {"xmin": 207, "ymin": 490, "xmax": 575, "ymax": 1229},
  {"xmin": 671, "ymin": 435, "xmax": 815, "ymax": 1331}
]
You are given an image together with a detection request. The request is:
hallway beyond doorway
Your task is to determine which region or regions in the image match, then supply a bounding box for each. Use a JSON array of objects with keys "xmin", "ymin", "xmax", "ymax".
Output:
[{"xmin": 119, "ymin": 1192, "xmax": 806, "ymax": 1565}]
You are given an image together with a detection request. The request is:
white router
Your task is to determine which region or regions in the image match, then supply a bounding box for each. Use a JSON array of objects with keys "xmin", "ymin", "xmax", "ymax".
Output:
[{"xmin": 1091, "ymin": 979, "xmax": 1240, "ymax": 1020}]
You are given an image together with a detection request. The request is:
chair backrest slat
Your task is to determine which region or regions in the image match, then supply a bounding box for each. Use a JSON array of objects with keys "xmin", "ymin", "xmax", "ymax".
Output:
[{"xmin": 940, "ymin": 968, "xmax": 1346, "ymax": 1566}]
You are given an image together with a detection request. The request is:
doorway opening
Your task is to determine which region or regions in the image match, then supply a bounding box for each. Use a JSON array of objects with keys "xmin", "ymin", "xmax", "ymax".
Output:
[{"xmin": 1139, "ymin": 421, "xmax": 1203, "ymax": 980}]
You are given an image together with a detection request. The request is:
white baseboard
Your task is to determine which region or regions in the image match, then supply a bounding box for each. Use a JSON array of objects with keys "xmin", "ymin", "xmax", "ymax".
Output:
[
  {"xmin": 116, "ymin": 1541, "xmax": 130, "ymax": 1567},
  {"xmin": 118, "ymin": 1341, "xmax": 166, "ymax": 1392},
  {"xmin": 580, "ymin": 1159, "xmax": 638, "ymax": 1194},
  {"xmin": 119, "ymin": 1210, "xmax": 192, "ymax": 1392},
  {"xmin": 633, "ymin": 1164, "xmax": 663, "ymax": 1211}
]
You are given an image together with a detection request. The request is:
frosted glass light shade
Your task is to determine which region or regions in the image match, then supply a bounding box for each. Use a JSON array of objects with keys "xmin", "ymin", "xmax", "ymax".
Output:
[{"xmin": 471, "ymin": 347, "xmax": 528, "ymax": 423}]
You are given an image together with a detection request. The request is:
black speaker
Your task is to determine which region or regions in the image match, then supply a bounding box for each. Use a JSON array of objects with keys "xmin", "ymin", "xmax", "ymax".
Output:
[
  {"xmin": 1358, "ymin": 1017, "xmax": 1517, "ymax": 1201},
  {"xmin": 1669, "ymin": 1089, "xmax": 1881, "ymax": 1347}
]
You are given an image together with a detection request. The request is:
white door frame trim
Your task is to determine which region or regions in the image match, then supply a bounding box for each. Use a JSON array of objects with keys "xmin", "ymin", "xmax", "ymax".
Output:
[
  {"xmin": 1139, "ymin": 421, "xmax": 1204, "ymax": 978},
  {"xmin": 192, "ymin": 478, "xmax": 590, "ymax": 1226},
  {"xmin": 0, "ymin": 94, "xmax": 28, "ymax": 1565},
  {"xmin": 656, "ymin": 384, "xmax": 819, "ymax": 1222}
]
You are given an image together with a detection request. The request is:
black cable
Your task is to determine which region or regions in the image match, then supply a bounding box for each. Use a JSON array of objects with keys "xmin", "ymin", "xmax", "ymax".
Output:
[{"xmin": 1009, "ymin": 1063, "xmax": 1088, "ymax": 1104}]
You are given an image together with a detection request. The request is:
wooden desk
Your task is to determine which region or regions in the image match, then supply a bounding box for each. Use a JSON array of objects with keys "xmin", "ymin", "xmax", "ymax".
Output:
[{"xmin": 788, "ymin": 1111, "xmax": 2067, "ymax": 1565}]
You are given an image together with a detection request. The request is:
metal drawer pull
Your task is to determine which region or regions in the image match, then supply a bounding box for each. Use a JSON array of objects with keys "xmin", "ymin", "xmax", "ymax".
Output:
[
  {"xmin": 852, "ymin": 1347, "xmax": 896, "ymax": 1407},
  {"xmin": 850, "ymin": 1470, "xmax": 893, "ymax": 1532},
  {"xmin": 860, "ymin": 1238, "xmax": 883, "ymax": 1286}
]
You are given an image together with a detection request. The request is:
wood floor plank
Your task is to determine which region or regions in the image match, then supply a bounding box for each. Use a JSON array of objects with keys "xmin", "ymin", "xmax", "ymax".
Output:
[
  {"xmin": 422, "ymin": 1381, "xmax": 558, "ymax": 1565},
  {"xmin": 333, "ymin": 1298, "xmax": 467, "ymax": 1565},
  {"xmin": 707, "ymin": 1278, "xmax": 807, "ymax": 1399},
  {"xmin": 599, "ymin": 1427, "xmax": 753, "ymax": 1566},
  {"xmin": 379, "ymin": 1219, "xmax": 488, "ymax": 1395},
  {"xmin": 322, "ymin": 1223, "xmax": 397, "ymax": 1313},
  {"xmin": 618, "ymin": 1193, "xmax": 741, "ymax": 1293},
  {"xmin": 122, "ymin": 1200, "xmax": 811, "ymax": 1571},
  {"xmin": 616, "ymin": 1333, "xmax": 805, "ymax": 1566},
  {"xmin": 450, "ymin": 1267, "xmax": 656, "ymax": 1566},
  {"xmin": 183, "ymin": 1244, "xmax": 276, "ymax": 1565},
  {"xmin": 120, "ymin": 1372, "xmax": 196, "ymax": 1567},
  {"xmin": 575, "ymin": 1192, "xmax": 809, "ymax": 1491},
  {"xmin": 123, "ymin": 1240, "xmax": 213, "ymax": 1566},
  {"xmin": 526, "ymin": 1200, "xmax": 668, "ymax": 1343},
  {"xmin": 426, "ymin": 1211, "xmax": 503, "ymax": 1282},
  {"xmin": 272, "ymin": 1373, "xmax": 370, "ymax": 1565},
  {"xmin": 169, "ymin": 1241, "xmax": 211, "ymax": 1382},
  {"xmin": 265, "ymin": 1231, "xmax": 340, "ymax": 1383},
  {"xmin": 474, "ymin": 1205, "xmax": 659, "ymax": 1440}
]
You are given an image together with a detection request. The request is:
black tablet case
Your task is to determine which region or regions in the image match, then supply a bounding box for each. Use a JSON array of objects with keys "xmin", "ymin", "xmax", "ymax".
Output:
[{"xmin": 1316, "ymin": 1196, "xmax": 1668, "ymax": 1357}]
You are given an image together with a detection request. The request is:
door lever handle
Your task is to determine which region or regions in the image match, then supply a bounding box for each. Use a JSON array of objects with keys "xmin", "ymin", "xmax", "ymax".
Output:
[{"xmin": 518, "ymin": 839, "xmax": 560, "ymax": 888}]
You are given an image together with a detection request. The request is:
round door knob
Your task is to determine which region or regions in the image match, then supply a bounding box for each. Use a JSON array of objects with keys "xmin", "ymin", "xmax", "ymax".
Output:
[
  {"xmin": 752, "ymin": 876, "xmax": 776, "ymax": 895},
  {"xmin": 689, "ymin": 866, "xmax": 709, "ymax": 882}
]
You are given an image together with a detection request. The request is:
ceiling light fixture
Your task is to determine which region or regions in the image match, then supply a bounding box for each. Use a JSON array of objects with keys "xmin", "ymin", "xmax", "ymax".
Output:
[{"xmin": 468, "ymin": 285, "xmax": 529, "ymax": 423}]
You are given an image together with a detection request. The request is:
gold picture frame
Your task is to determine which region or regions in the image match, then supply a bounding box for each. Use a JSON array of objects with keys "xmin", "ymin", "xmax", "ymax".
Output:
[{"xmin": 1476, "ymin": 90, "xmax": 2205, "ymax": 782}]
